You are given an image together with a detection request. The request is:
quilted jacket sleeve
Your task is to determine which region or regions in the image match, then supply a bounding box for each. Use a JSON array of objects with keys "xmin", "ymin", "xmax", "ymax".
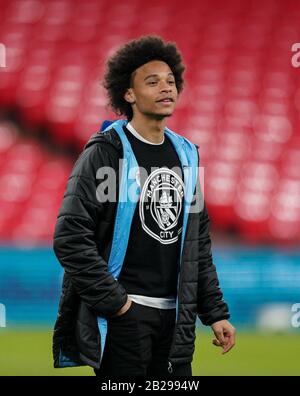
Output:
[
  {"xmin": 195, "ymin": 176, "xmax": 230, "ymax": 326},
  {"xmin": 53, "ymin": 143, "xmax": 128, "ymax": 318}
]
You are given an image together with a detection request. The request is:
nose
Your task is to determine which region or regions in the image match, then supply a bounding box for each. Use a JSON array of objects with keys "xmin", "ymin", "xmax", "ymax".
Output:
[{"xmin": 159, "ymin": 80, "xmax": 173, "ymax": 92}]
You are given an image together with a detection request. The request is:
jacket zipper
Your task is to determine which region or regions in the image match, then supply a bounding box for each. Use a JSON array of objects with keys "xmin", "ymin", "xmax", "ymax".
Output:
[
  {"xmin": 167, "ymin": 163, "xmax": 191, "ymax": 371},
  {"xmin": 167, "ymin": 243, "xmax": 186, "ymax": 371}
]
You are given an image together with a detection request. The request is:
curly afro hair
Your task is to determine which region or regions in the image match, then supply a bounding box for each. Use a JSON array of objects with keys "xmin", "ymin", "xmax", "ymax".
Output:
[{"xmin": 102, "ymin": 35, "xmax": 185, "ymax": 121}]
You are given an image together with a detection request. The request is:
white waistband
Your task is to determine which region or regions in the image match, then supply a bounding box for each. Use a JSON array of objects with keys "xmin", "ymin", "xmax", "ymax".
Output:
[{"xmin": 127, "ymin": 294, "xmax": 176, "ymax": 309}]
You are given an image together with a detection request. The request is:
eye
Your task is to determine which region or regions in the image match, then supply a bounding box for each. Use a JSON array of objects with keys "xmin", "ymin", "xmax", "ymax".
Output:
[
  {"xmin": 148, "ymin": 81, "xmax": 157, "ymax": 85},
  {"xmin": 168, "ymin": 80, "xmax": 175, "ymax": 85}
]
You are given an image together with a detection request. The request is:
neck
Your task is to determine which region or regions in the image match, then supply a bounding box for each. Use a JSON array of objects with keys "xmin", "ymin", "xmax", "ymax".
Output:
[{"xmin": 129, "ymin": 114, "xmax": 166, "ymax": 144}]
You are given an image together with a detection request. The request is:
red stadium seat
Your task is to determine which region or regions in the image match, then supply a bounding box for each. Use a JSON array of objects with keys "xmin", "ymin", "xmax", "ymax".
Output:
[{"xmin": 0, "ymin": 0, "xmax": 300, "ymax": 244}]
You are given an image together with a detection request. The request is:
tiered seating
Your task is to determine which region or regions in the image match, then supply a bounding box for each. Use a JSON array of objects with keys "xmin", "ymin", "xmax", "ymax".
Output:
[
  {"xmin": 0, "ymin": 0, "xmax": 299, "ymax": 243},
  {"xmin": 0, "ymin": 121, "xmax": 72, "ymax": 244}
]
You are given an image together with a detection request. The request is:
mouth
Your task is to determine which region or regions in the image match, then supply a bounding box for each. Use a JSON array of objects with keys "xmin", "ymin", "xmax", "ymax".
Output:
[{"xmin": 156, "ymin": 98, "xmax": 174, "ymax": 104}]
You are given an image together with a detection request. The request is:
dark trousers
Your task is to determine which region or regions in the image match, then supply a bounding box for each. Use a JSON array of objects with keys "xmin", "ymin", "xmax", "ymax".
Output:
[{"xmin": 94, "ymin": 301, "xmax": 192, "ymax": 377}]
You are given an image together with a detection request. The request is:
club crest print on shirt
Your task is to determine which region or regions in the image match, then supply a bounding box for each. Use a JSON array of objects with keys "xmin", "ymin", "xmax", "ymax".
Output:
[{"xmin": 139, "ymin": 167, "xmax": 184, "ymax": 244}]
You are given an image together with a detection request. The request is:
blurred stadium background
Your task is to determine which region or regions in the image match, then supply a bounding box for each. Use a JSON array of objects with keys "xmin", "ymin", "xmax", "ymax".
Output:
[{"xmin": 0, "ymin": 0, "xmax": 300, "ymax": 376}]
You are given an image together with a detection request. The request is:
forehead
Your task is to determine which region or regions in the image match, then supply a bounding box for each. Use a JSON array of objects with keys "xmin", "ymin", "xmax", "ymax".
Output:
[{"xmin": 135, "ymin": 60, "xmax": 173, "ymax": 78}]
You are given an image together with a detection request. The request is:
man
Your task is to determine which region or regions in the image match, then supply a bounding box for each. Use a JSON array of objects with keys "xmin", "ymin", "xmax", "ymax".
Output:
[{"xmin": 52, "ymin": 35, "xmax": 235, "ymax": 376}]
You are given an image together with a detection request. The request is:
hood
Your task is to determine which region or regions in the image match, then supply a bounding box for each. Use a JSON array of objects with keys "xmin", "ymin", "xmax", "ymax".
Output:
[
  {"xmin": 83, "ymin": 120, "xmax": 199, "ymax": 157},
  {"xmin": 83, "ymin": 127, "xmax": 123, "ymax": 154}
]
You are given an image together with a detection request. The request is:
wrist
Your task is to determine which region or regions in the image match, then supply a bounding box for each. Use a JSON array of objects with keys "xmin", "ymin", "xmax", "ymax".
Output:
[{"xmin": 112, "ymin": 298, "xmax": 131, "ymax": 317}]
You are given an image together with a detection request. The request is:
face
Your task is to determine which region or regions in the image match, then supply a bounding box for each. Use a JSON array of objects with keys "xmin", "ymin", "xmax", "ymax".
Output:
[{"xmin": 124, "ymin": 60, "xmax": 178, "ymax": 120}]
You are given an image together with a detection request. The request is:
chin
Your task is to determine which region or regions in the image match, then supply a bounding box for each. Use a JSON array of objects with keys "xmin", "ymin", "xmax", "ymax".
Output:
[
  {"xmin": 157, "ymin": 111, "xmax": 173, "ymax": 118},
  {"xmin": 144, "ymin": 110, "xmax": 174, "ymax": 120},
  {"xmin": 151, "ymin": 113, "xmax": 172, "ymax": 121}
]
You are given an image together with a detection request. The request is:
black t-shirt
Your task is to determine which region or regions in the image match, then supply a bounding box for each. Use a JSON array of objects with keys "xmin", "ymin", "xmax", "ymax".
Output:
[{"xmin": 118, "ymin": 125, "xmax": 184, "ymax": 298}]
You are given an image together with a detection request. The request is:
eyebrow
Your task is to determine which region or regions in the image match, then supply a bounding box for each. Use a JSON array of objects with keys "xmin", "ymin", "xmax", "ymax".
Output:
[{"xmin": 144, "ymin": 73, "xmax": 175, "ymax": 81}]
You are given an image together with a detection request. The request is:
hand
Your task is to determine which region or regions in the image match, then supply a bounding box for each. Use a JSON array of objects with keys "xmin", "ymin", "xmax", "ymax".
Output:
[
  {"xmin": 211, "ymin": 320, "xmax": 236, "ymax": 354},
  {"xmin": 111, "ymin": 298, "xmax": 132, "ymax": 317}
]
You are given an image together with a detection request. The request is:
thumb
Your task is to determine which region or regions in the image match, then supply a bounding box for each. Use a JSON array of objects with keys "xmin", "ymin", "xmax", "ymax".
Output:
[{"xmin": 212, "ymin": 338, "xmax": 222, "ymax": 347}]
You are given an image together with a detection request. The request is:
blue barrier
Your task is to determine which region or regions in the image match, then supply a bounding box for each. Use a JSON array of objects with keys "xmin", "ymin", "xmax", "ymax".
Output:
[
  {"xmin": 0, "ymin": 246, "xmax": 299, "ymax": 327},
  {"xmin": 214, "ymin": 246, "xmax": 300, "ymax": 328},
  {"xmin": 0, "ymin": 247, "xmax": 62, "ymax": 326}
]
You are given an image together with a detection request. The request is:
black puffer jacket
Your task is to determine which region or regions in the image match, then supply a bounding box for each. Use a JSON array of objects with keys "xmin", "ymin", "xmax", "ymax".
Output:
[{"xmin": 52, "ymin": 127, "xmax": 230, "ymax": 370}]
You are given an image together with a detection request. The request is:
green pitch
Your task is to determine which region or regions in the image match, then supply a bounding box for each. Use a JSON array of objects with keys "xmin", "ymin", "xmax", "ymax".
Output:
[{"xmin": 0, "ymin": 329, "xmax": 299, "ymax": 376}]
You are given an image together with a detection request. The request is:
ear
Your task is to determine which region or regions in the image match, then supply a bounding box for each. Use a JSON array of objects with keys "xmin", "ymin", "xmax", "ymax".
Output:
[{"xmin": 124, "ymin": 88, "xmax": 135, "ymax": 104}]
